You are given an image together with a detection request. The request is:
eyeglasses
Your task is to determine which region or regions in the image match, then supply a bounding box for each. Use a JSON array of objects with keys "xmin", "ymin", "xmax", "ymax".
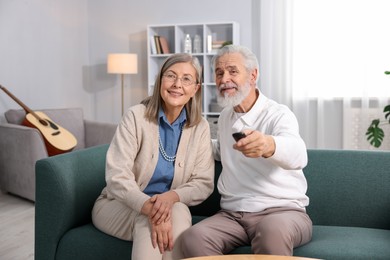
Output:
[{"xmin": 163, "ymin": 72, "xmax": 196, "ymax": 86}]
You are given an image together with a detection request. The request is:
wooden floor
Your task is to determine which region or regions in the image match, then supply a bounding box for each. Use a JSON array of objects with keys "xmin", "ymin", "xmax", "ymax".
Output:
[{"xmin": 0, "ymin": 190, "xmax": 34, "ymax": 260}]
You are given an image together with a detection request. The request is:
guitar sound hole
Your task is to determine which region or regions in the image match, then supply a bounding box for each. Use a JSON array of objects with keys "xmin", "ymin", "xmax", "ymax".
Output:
[
  {"xmin": 39, "ymin": 119, "xmax": 48, "ymax": 126},
  {"xmin": 46, "ymin": 120, "xmax": 59, "ymax": 130}
]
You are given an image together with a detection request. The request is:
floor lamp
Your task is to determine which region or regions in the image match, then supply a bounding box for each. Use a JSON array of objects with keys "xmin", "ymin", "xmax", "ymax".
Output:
[{"xmin": 107, "ymin": 53, "xmax": 138, "ymax": 115}]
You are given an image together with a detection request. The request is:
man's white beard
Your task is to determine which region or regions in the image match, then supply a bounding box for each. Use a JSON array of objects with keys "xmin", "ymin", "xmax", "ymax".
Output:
[{"xmin": 217, "ymin": 81, "xmax": 251, "ymax": 108}]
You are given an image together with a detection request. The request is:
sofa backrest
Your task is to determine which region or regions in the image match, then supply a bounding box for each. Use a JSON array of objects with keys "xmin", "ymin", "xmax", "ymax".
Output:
[
  {"xmin": 190, "ymin": 161, "xmax": 222, "ymax": 217},
  {"xmin": 5, "ymin": 108, "xmax": 86, "ymax": 150},
  {"xmin": 304, "ymin": 149, "xmax": 390, "ymax": 230}
]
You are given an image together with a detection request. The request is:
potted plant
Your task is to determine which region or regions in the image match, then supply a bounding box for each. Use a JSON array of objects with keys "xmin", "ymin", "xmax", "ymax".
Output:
[{"xmin": 366, "ymin": 71, "xmax": 390, "ymax": 148}]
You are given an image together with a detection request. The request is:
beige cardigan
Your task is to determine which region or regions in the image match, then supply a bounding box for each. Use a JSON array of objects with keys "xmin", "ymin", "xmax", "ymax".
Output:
[{"xmin": 101, "ymin": 104, "xmax": 215, "ymax": 213}]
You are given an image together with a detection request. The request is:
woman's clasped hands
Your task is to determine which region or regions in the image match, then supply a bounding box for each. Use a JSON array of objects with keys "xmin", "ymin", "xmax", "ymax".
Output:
[{"xmin": 147, "ymin": 191, "xmax": 179, "ymax": 254}]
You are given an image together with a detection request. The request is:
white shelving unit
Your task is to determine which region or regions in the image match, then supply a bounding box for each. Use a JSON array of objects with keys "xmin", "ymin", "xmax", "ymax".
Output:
[{"xmin": 147, "ymin": 22, "xmax": 240, "ymax": 127}]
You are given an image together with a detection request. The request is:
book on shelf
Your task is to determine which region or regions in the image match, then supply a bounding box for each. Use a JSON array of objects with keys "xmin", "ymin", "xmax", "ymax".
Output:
[
  {"xmin": 150, "ymin": 36, "xmax": 157, "ymax": 54},
  {"xmin": 211, "ymin": 40, "xmax": 225, "ymax": 50},
  {"xmin": 159, "ymin": 36, "xmax": 170, "ymax": 54},
  {"xmin": 152, "ymin": 35, "xmax": 170, "ymax": 54},
  {"xmin": 207, "ymin": 38, "xmax": 232, "ymax": 53},
  {"xmin": 207, "ymin": 35, "xmax": 212, "ymax": 53},
  {"xmin": 212, "ymin": 40, "xmax": 225, "ymax": 45},
  {"xmin": 154, "ymin": 35, "xmax": 162, "ymax": 54}
]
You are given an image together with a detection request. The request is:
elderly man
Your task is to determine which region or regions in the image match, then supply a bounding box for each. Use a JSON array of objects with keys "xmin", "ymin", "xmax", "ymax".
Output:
[{"xmin": 181, "ymin": 45, "xmax": 312, "ymax": 257}]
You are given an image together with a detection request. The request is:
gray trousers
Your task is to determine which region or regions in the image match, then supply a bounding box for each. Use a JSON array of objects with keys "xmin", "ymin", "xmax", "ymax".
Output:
[{"xmin": 181, "ymin": 207, "xmax": 312, "ymax": 257}]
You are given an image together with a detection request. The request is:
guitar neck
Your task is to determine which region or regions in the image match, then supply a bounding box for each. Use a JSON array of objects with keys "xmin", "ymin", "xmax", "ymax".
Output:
[{"xmin": 0, "ymin": 85, "xmax": 41, "ymax": 120}]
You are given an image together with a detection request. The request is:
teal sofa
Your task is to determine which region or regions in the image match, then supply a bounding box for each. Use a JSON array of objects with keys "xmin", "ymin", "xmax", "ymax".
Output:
[{"xmin": 35, "ymin": 144, "xmax": 390, "ymax": 260}]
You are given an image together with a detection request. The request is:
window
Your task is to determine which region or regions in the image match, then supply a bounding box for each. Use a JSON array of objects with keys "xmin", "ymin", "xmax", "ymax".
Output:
[{"xmin": 292, "ymin": 0, "xmax": 390, "ymax": 98}]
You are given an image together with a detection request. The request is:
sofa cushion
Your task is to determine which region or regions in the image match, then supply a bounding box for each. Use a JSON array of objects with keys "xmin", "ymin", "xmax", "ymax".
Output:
[
  {"xmin": 56, "ymin": 224, "xmax": 132, "ymax": 260},
  {"xmin": 66, "ymin": 221, "xmax": 390, "ymax": 260},
  {"xmin": 294, "ymin": 225, "xmax": 390, "ymax": 260},
  {"xmin": 58, "ymin": 220, "xmax": 252, "ymax": 259},
  {"xmin": 56, "ymin": 223, "xmax": 390, "ymax": 259},
  {"xmin": 192, "ymin": 216, "xmax": 390, "ymax": 259}
]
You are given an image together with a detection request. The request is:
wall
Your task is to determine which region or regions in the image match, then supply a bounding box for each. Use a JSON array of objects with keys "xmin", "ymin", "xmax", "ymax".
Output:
[
  {"xmin": 0, "ymin": 0, "xmax": 253, "ymax": 124},
  {"xmin": 0, "ymin": 0, "xmax": 91, "ymax": 121}
]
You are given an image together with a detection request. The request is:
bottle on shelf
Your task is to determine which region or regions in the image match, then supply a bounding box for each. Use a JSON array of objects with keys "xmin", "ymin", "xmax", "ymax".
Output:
[
  {"xmin": 184, "ymin": 34, "xmax": 192, "ymax": 53},
  {"xmin": 193, "ymin": 34, "xmax": 201, "ymax": 53}
]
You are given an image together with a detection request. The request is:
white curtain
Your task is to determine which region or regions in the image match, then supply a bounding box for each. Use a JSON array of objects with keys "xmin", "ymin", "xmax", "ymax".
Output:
[
  {"xmin": 253, "ymin": 0, "xmax": 292, "ymax": 108},
  {"xmin": 253, "ymin": 0, "xmax": 390, "ymax": 150}
]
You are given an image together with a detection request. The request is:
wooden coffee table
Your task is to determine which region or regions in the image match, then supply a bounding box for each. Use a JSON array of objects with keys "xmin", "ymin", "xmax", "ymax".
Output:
[{"xmin": 183, "ymin": 255, "xmax": 321, "ymax": 260}]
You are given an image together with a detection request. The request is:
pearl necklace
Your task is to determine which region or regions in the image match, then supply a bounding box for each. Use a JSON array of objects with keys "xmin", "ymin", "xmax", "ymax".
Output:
[{"xmin": 158, "ymin": 125, "xmax": 184, "ymax": 162}]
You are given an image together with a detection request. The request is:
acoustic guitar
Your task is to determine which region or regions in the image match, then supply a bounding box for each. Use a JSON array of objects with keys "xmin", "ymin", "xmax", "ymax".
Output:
[{"xmin": 0, "ymin": 85, "xmax": 77, "ymax": 156}]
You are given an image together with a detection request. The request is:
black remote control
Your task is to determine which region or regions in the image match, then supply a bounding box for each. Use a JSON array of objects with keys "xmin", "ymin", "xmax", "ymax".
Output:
[{"xmin": 232, "ymin": 132, "xmax": 246, "ymax": 142}]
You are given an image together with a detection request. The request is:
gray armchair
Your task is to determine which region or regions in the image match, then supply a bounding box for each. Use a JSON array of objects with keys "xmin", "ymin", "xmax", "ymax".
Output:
[{"xmin": 0, "ymin": 108, "xmax": 117, "ymax": 201}]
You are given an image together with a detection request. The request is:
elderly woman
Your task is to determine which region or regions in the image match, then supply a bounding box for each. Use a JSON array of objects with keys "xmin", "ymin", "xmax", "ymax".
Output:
[{"xmin": 92, "ymin": 53, "xmax": 214, "ymax": 260}]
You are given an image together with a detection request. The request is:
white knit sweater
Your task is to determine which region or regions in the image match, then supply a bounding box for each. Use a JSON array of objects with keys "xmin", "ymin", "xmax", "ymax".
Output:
[{"xmin": 213, "ymin": 91, "xmax": 309, "ymax": 212}]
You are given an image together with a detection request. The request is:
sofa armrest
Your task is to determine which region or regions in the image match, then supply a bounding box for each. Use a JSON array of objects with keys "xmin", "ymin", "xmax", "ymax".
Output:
[
  {"xmin": 0, "ymin": 123, "xmax": 48, "ymax": 200},
  {"xmin": 84, "ymin": 120, "xmax": 117, "ymax": 148},
  {"xmin": 0, "ymin": 123, "xmax": 48, "ymax": 158},
  {"xmin": 35, "ymin": 144, "xmax": 109, "ymax": 260}
]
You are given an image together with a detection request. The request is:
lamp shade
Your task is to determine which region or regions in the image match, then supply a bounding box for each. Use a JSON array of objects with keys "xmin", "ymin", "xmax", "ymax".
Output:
[{"xmin": 107, "ymin": 53, "xmax": 138, "ymax": 74}]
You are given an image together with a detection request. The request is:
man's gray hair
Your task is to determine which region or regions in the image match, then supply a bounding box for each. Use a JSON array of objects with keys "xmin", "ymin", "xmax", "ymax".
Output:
[{"xmin": 211, "ymin": 45, "xmax": 259, "ymax": 82}]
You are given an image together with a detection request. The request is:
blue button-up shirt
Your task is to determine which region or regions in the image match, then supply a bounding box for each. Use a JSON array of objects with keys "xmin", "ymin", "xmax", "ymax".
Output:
[{"xmin": 143, "ymin": 107, "xmax": 187, "ymax": 196}]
